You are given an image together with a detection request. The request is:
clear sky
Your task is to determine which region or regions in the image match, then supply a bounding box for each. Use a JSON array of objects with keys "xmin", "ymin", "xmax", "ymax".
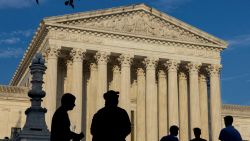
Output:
[{"xmin": 0, "ymin": 0, "xmax": 250, "ymax": 105}]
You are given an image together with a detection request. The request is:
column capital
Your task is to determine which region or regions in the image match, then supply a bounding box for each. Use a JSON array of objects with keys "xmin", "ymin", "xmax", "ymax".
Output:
[
  {"xmin": 137, "ymin": 68, "xmax": 145, "ymax": 76},
  {"xmin": 95, "ymin": 51, "xmax": 109, "ymax": 64},
  {"xmin": 119, "ymin": 54, "xmax": 133, "ymax": 66},
  {"xmin": 158, "ymin": 70, "xmax": 166, "ymax": 78},
  {"xmin": 90, "ymin": 63, "xmax": 97, "ymax": 71},
  {"xmin": 207, "ymin": 64, "xmax": 222, "ymax": 76},
  {"xmin": 112, "ymin": 65, "xmax": 120, "ymax": 73},
  {"xmin": 165, "ymin": 60, "xmax": 180, "ymax": 72},
  {"xmin": 70, "ymin": 48, "xmax": 86, "ymax": 62},
  {"xmin": 179, "ymin": 72, "xmax": 187, "ymax": 80},
  {"xmin": 45, "ymin": 47, "xmax": 61, "ymax": 59},
  {"xmin": 187, "ymin": 62, "xmax": 201, "ymax": 74},
  {"xmin": 143, "ymin": 57, "xmax": 158, "ymax": 69},
  {"xmin": 199, "ymin": 73, "xmax": 208, "ymax": 82}
]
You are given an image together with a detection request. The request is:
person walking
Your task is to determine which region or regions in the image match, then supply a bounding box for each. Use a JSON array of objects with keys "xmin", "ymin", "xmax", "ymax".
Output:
[{"xmin": 160, "ymin": 125, "xmax": 179, "ymax": 141}]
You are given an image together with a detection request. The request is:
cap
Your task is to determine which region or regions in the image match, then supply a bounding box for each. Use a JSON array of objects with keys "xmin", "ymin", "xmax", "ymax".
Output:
[{"xmin": 103, "ymin": 90, "xmax": 119, "ymax": 100}]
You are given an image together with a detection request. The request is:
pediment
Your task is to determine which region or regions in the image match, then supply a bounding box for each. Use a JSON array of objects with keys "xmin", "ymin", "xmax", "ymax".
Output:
[{"xmin": 44, "ymin": 4, "xmax": 227, "ymax": 47}]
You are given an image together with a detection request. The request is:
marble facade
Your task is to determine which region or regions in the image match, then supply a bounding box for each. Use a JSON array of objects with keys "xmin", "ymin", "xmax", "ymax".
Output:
[{"xmin": 0, "ymin": 4, "xmax": 249, "ymax": 141}]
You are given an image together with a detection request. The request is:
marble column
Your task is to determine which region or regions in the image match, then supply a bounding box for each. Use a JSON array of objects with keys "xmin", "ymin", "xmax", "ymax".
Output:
[
  {"xmin": 86, "ymin": 62, "xmax": 98, "ymax": 141},
  {"xmin": 165, "ymin": 60, "xmax": 179, "ymax": 127},
  {"xmin": 187, "ymin": 62, "xmax": 201, "ymax": 139},
  {"xmin": 70, "ymin": 48, "xmax": 85, "ymax": 132},
  {"xmin": 95, "ymin": 51, "xmax": 109, "ymax": 110},
  {"xmin": 208, "ymin": 64, "xmax": 222, "ymax": 141},
  {"xmin": 64, "ymin": 59, "xmax": 73, "ymax": 93},
  {"xmin": 199, "ymin": 73, "xmax": 209, "ymax": 140},
  {"xmin": 144, "ymin": 57, "xmax": 158, "ymax": 141},
  {"xmin": 45, "ymin": 46, "xmax": 60, "ymax": 129},
  {"xmin": 136, "ymin": 68, "xmax": 146, "ymax": 141},
  {"xmin": 178, "ymin": 72, "xmax": 189, "ymax": 141},
  {"xmin": 119, "ymin": 54, "xmax": 133, "ymax": 115},
  {"xmin": 112, "ymin": 65, "xmax": 121, "ymax": 91},
  {"xmin": 158, "ymin": 70, "xmax": 168, "ymax": 138}
]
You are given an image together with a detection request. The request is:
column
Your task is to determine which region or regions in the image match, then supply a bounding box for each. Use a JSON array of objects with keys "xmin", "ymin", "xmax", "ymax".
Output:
[
  {"xmin": 95, "ymin": 51, "xmax": 109, "ymax": 110},
  {"xmin": 144, "ymin": 57, "xmax": 158, "ymax": 141},
  {"xmin": 187, "ymin": 62, "xmax": 201, "ymax": 139},
  {"xmin": 119, "ymin": 54, "xmax": 133, "ymax": 114},
  {"xmin": 208, "ymin": 64, "xmax": 222, "ymax": 141},
  {"xmin": 158, "ymin": 70, "xmax": 168, "ymax": 138},
  {"xmin": 70, "ymin": 48, "xmax": 85, "ymax": 132},
  {"xmin": 86, "ymin": 62, "xmax": 98, "ymax": 141},
  {"xmin": 165, "ymin": 60, "xmax": 179, "ymax": 127},
  {"xmin": 45, "ymin": 46, "xmax": 60, "ymax": 128},
  {"xmin": 199, "ymin": 73, "xmax": 209, "ymax": 140},
  {"xmin": 112, "ymin": 65, "xmax": 121, "ymax": 91},
  {"xmin": 64, "ymin": 59, "xmax": 73, "ymax": 93},
  {"xmin": 178, "ymin": 72, "xmax": 189, "ymax": 141},
  {"xmin": 136, "ymin": 68, "xmax": 146, "ymax": 141}
]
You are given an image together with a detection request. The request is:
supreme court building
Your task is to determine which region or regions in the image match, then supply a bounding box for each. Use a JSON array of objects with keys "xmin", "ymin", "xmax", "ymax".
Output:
[{"xmin": 0, "ymin": 4, "xmax": 250, "ymax": 141}]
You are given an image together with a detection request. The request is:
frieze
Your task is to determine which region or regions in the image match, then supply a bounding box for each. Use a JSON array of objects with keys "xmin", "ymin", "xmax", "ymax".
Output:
[{"xmin": 59, "ymin": 11, "xmax": 217, "ymax": 46}]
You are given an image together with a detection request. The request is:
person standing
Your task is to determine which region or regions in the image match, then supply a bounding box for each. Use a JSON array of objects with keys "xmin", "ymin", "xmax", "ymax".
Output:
[
  {"xmin": 160, "ymin": 125, "xmax": 179, "ymax": 141},
  {"xmin": 91, "ymin": 90, "xmax": 131, "ymax": 141},
  {"xmin": 50, "ymin": 93, "xmax": 84, "ymax": 141},
  {"xmin": 219, "ymin": 115, "xmax": 242, "ymax": 141},
  {"xmin": 190, "ymin": 128, "xmax": 207, "ymax": 141}
]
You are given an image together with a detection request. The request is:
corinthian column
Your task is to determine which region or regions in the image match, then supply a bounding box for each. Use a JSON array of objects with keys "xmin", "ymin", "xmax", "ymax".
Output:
[
  {"xmin": 95, "ymin": 51, "xmax": 109, "ymax": 110},
  {"xmin": 70, "ymin": 48, "xmax": 85, "ymax": 132},
  {"xmin": 45, "ymin": 46, "xmax": 60, "ymax": 128},
  {"xmin": 86, "ymin": 62, "xmax": 98, "ymax": 141},
  {"xmin": 136, "ymin": 68, "xmax": 146, "ymax": 141},
  {"xmin": 199, "ymin": 73, "xmax": 209, "ymax": 140},
  {"xmin": 208, "ymin": 64, "xmax": 222, "ymax": 141},
  {"xmin": 158, "ymin": 70, "xmax": 168, "ymax": 138},
  {"xmin": 112, "ymin": 65, "xmax": 121, "ymax": 91},
  {"xmin": 119, "ymin": 54, "xmax": 133, "ymax": 115},
  {"xmin": 187, "ymin": 62, "xmax": 201, "ymax": 138},
  {"xmin": 144, "ymin": 57, "xmax": 158, "ymax": 141},
  {"xmin": 165, "ymin": 60, "xmax": 179, "ymax": 127},
  {"xmin": 178, "ymin": 72, "xmax": 189, "ymax": 141}
]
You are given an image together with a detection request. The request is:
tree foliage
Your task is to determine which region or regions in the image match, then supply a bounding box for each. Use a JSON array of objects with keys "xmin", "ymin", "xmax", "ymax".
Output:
[{"xmin": 36, "ymin": 0, "xmax": 76, "ymax": 8}]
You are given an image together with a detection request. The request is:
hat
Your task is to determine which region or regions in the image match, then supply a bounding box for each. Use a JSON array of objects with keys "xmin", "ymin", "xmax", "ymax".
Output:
[{"xmin": 103, "ymin": 90, "xmax": 119, "ymax": 100}]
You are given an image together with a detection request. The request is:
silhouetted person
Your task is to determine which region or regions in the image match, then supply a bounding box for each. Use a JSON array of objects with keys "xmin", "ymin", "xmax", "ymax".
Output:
[
  {"xmin": 51, "ymin": 93, "xmax": 84, "ymax": 141},
  {"xmin": 160, "ymin": 125, "xmax": 179, "ymax": 141},
  {"xmin": 91, "ymin": 90, "xmax": 131, "ymax": 141},
  {"xmin": 219, "ymin": 115, "xmax": 242, "ymax": 141},
  {"xmin": 190, "ymin": 128, "xmax": 207, "ymax": 141}
]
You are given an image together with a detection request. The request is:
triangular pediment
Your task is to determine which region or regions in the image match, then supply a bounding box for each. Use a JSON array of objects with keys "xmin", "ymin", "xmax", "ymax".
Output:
[{"xmin": 44, "ymin": 4, "xmax": 227, "ymax": 47}]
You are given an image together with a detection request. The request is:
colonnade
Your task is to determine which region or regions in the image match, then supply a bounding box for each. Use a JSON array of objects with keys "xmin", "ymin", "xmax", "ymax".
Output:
[{"xmin": 44, "ymin": 46, "xmax": 222, "ymax": 141}]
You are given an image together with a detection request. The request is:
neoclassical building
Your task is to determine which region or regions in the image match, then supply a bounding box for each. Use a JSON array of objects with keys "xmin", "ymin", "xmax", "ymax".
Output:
[{"xmin": 0, "ymin": 4, "xmax": 250, "ymax": 141}]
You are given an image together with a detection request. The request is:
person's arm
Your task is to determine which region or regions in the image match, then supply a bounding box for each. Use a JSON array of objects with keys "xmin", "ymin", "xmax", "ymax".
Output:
[
  {"xmin": 218, "ymin": 129, "xmax": 225, "ymax": 141},
  {"xmin": 123, "ymin": 109, "xmax": 131, "ymax": 137}
]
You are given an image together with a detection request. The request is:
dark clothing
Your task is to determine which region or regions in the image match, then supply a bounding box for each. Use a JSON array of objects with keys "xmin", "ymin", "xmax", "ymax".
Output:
[
  {"xmin": 190, "ymin": 138, "xmax": 207, "ymax": 141},
  {"xmin": 50, "ymin": 107, "xmax": 79, "ymax": 141},
  {"xmin": 219, "ymin": 125, "xmax": 242, "ymax": 141},
  {"xmin": 91, "ymin": 106, "xmax": 131, "ymax": 141},
  {"xmin": 160, "ymin": 135, "xmax": 179, "ymax": 141}
]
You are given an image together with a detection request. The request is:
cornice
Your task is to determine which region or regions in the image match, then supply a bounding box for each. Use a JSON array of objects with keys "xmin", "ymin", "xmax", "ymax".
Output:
[
  {"xmin": 222, "ymin": 104, "xmax": 250, "ymax": 117},
  {"xmin": 43, "ymin": 3, "xmax": 228, "ymax": 47},
  {"xmin": 0, "ymin": 85, "xmax": 29, "ymax": 99},
  {"xmin": 10, "ymin": 22, "xmax": 48, "ymax": 86}
]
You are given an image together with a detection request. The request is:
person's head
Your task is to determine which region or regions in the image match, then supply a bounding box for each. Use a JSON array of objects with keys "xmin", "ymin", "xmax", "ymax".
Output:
[
  {"xmin": 193, "ymin": 128, "xmax": 201, "ymax": 138},
  {"xmin": 103, "ymin": 90, "xmax": 119, "ymax": 107},
  {"xmin": 61, "ymin": 93, "xmax": 76, "ymax": 110},
  {"xmin": 224, "ymin": 115, "xmax": 233, "ymax": 127},
  {"xmin": 169, "ymin": 125, "xmax": 179, "ymax": 136}
]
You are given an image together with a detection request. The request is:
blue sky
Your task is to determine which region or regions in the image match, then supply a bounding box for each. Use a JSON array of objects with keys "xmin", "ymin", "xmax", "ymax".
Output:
[{"xmin": 0, "ymin": 0, "xmax": 250, "ymax": 105}]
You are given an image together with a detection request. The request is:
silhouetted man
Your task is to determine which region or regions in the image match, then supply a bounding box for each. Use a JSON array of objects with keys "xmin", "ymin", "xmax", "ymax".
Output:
[
  {"xmin": 160, "ymin": 125, "xmax": 179, "ymax": 141},
  {"xmin": 91, "ymin": 90, "xmax": 131, "ymax": 141},
  {"xmin": 219, "ymin": 115, "xmax": 242, "ymax": 141},
  {"xmin": 190, "ymin": 128, "xmax": 207, "ymax": 141},
  {"xmin": 51, "ymin": 93, "xmax": 84, "ymax": 141}
]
